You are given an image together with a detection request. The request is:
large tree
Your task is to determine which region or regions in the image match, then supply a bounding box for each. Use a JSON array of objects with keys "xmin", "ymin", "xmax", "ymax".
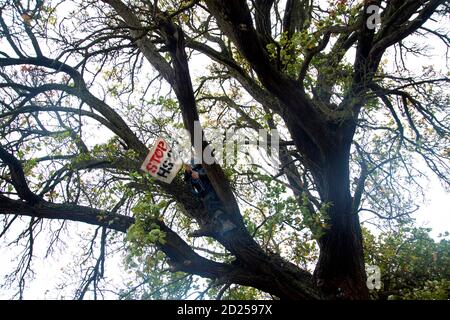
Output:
[{"xmin": 0, "ymin": 0, "xmax": 448, "ymax": 299}]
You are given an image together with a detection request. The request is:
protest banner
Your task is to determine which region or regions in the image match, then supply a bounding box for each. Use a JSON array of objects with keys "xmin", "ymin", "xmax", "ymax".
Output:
[{"xmin": 140, "ymin": 138, "xmax": 183, "ymax": 183}]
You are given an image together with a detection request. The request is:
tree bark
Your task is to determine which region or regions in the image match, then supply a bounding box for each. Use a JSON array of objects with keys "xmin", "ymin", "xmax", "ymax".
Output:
[{"xmin": 311, "ymin": 126, "xmax": 369, "ymax": 299}]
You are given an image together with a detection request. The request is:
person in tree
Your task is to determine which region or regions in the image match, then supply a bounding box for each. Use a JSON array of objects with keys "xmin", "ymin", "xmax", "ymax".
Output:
[
  {"xmin": 184, "ymin": 160, "xmax": 233, "ymax": 236},
  {"xmin": 184, "ymin": 160, "xmax": 210, "ymax": 198}
]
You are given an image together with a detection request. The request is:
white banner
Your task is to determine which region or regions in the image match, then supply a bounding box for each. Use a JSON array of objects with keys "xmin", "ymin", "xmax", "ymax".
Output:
[{"xmin": 140, "ymin": 137, "xmax": 183, "ymax": 184}]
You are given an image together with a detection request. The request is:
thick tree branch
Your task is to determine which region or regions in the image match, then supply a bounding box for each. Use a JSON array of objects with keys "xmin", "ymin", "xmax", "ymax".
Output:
[
  {"xmin": 204, "ymin": 0, "xmax": 327, "ymax": 150},
  {"xmin": 0, "ymin": 146, "xmax": 41, "ymax": 204}
]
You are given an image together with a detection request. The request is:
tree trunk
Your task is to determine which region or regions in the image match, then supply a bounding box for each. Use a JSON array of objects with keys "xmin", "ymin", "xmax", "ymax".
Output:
[
  {"xmin": 283, "ymin": 111, "xmax": 369, "ymax": 299},
  {"xmin": 314, "ymin": 200, "xmax": 368, "ymax": 299},
  {"xmin": 312, "ymin": 137, "xmax": 369, "ymax": 299}
]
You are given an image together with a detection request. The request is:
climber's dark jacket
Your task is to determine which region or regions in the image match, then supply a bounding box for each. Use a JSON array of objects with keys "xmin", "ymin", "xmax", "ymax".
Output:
[
  {"xmin": 184, "ymin": 164, "xmax": 224, "ymax": 217},
  {"xmin": 184, "ymin": 164, "xmax": 212, "ymax": 197}
]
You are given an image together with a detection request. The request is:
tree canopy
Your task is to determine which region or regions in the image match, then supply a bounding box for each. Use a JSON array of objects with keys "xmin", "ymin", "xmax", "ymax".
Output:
[{"xmin": 0, "ymin": 0, "xmax": 448, "ymax": 300}]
